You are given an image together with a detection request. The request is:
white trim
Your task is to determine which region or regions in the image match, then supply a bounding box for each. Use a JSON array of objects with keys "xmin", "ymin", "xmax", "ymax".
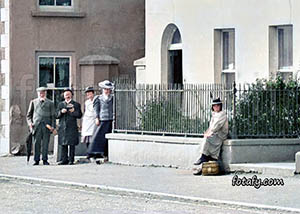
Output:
[
  {"xmin": 168, "ymin": 43, "xmax": 182, "ymax": 51},
  {"xmin": 1, "ymin": 85, "xmax": 9, "ymax": 99},
  {"xmin": 278, "ymin": 67, "xmax": 293, "ymax": 72},
  {"xmin": 4, "ymin": 0, "xmax": 9, "ymax": 8},
  {"xmin": 0, "ymin": 0, "xmax": 10, "ymax": 155},
  {"xmin": 0, "ymin": 34, "xmax": 8, "ymax": 48},
  {"xmin": 1, "ymin": 112, "xmax": 8, "ymax": 125},
  {"xmin": 1, "ymin": 60, "xmax": 9, "ymax": 74},
  {"xmin": 222, "ymin": 69, "xmax": 236, "ymax": 73},
  {"xmin": 0, "ymin": 8, "xmax": 8, "ymax": 22}
]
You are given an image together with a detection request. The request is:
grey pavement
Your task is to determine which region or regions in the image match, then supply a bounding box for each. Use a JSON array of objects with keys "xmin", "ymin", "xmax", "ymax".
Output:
[
  {"xmin": 0, "ymin": 177, "xmax": 275, "ymax": 214},
  {"xmin": 0, "ymin": 156, "xmax": 299, "ymax": 213}
]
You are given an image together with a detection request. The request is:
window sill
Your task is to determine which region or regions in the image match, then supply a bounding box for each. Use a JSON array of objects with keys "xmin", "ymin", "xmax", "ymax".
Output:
[
  {"xmin": 31, "ymin": 10, "xmax": 86, "ymax": 18},
  {"xmin": 222, "ymin": 69, "xmax": 236, "ymax": 73},
  {"xmin": 278, "ymin": 68, "xmax": 293, "ymax": 73}
]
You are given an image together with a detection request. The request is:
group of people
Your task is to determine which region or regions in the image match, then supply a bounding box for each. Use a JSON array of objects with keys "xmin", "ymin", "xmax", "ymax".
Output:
[
  {"xmin": 26, "ymin": 80, "xmax": 114, "ymax": 166},
  {"xmin": 27, "ymin": 79, "xmax": 228, "ymax": 176}
]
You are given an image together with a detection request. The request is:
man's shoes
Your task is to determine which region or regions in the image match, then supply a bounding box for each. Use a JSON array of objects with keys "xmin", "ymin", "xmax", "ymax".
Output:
[
  {"xmin": 69, "ymin": 162, "xmax": 74, "ymax": 165},
  {"xmin": 43, "ymin": 161, "xmax": 50, "ymax": 165},
  {"xmin": 193, "ymin": 159, "xmax": 202, "ymax": 165},
  {"xmin": 57, "ymin": 161, "xmax": 68, "ymax": 165},
  {"xmin": 33, "ymin": 161, "xmax": 39, "ymax": 166}
]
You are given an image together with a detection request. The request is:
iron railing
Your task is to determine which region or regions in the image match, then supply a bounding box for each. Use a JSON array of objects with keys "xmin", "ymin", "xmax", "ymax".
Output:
[
  {"xmin": 61, "ymin": 81, "xmax": 300, "ymax": 139},
  {"xmin": 113, "ymin": 83, "xmax": 233, "ymax": 137},
  {"xmin": 113, "ymin": 82, "xmax": 300, "ymax": 138},
  {"xmin": 233, "ymin": 83, "xmax": 300, "ymax": 138}
]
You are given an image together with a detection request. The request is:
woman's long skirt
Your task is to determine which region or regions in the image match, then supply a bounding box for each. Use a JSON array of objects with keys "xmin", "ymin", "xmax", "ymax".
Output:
[{"xmin": 87, "ymin": 120, "xmax": 112, "ymax": 158}]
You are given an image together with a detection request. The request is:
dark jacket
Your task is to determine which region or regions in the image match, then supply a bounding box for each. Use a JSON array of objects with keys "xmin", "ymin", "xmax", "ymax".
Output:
[
  {"xmin": 26, "ymin": 98, "xmax": 56, "ymax": 134},
  {"xmin": 56, "ymin": 100, "xmax": 82, "ymax": 146}
]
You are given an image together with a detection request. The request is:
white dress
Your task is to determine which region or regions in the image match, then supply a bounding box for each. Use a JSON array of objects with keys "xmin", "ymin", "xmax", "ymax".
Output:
[{"xmin": 81, "ymin": 98, "xmax": 97, "ymax": 138}]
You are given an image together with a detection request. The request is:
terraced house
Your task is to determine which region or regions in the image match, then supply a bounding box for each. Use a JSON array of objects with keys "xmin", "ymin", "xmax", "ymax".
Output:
[
  {"xmin": 136, "ymin": 0, "xmax": 300, "ymax": 85},
  {"xmin": 0, "ymin": 0, "xmax": 145, "ymax": 155}
]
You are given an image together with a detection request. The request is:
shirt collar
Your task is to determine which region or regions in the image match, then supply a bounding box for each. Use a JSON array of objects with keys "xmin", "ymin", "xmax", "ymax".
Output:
[{"xmin": 65, "ymin": 99, "xmax": 72, "ymax": 104}]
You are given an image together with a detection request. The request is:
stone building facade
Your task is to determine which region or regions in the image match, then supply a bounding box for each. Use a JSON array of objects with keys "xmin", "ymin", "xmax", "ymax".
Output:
[
  {"xmin": 0, "ymin": 0, "xmax": 145, "ymax": 155},
  {"xmin": 136, "ymin": 0, "xmax": 300, "ymax": 85}
]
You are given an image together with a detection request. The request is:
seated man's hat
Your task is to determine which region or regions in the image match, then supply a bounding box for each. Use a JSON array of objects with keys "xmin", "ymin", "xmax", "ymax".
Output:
[{"xmin": 211, "ymin": 98, "xmax": 222, "ymax": 106}]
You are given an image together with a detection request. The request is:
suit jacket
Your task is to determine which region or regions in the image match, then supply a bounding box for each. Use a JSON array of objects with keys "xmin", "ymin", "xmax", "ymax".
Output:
[
  {"xmin": 56, "ymin": 100, "xmax": 82, "ymax": 146},
  {"xmin": 26, "ymin": 98, "xmax": 56, "ymax": 134}
]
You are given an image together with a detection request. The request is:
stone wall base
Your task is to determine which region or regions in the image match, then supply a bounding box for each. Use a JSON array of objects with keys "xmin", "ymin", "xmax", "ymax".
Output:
[
  {"xmin": 107, "ymin": 134, "xmax": 204, "ymax": 169},
  {"xmin": 107, "ymin": 133, "xmax": 300, "ymax": 171}
]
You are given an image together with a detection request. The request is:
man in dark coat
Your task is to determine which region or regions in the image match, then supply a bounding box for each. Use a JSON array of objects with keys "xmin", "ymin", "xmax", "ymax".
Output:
[
  {"xmin": 26, "ymin": 87, "xmax": 56, "ymax": 166},
  {"xmin": 56, "ymin": 89, "xmax": 82, "ymax": 165}
]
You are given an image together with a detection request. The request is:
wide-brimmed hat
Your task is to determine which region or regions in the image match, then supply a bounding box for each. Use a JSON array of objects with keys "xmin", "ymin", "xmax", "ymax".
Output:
[
  {"xmin": 211, "ymin": 98, "xmax": 222, "ymax": 106},
  {"xmin": 84, "ymin": 86, "xmax": 94, "ymax": 93},
  {"xmin": 98, "ymin": 80, "xmax": 114, "ymax": 90},
  {"xmin": 36, "ymin": 87, "xmax": 48, "ymax": 92}
]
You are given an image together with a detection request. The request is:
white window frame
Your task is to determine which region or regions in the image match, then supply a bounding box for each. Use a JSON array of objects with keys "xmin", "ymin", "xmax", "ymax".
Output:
[
  {"xmin": 277, "ymin": 25, "xmax": 293, "ymax": 72},
  {"xmin": 38, "ymin": 0, "xmax": 74, "ymax": 12},
  {"xmin": 37, "ymin": 54, "xmax": 72, "ymax": 104},
  {"xmin": 38, "ymin": 55, "xmax": 71, "ymax": 89},
  {"xmin": 221, "ymin": 29, "xmax": 235, "ymax": 73}
]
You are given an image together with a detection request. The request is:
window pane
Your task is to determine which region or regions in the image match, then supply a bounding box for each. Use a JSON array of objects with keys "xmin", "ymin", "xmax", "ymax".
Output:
[
  {"xmin": 222, "ymin": 32, "xmax": 229, "ymax": 69},
  {"xmin": 172, "ymin": 29, "xmax": 182, "ymax": 44},
  {"xmin": 39, "ymin": 0, "xmax": 54, "ymax": 6},
  {"xmin": 39, "ymin": 57, "xmax": 54, "ymax": 87},
  {"xmin": 46, "ymin": 90, "xmax": 53, "ymax": 101},
  {"xmin": 56, "ymin": 0, "xmax": 72, "ymax": 6},
  {"xmin": 222, "ymin": 30, "xmax": 235, "ymax": 70},
  {"xmin": 278, "ymin": 26, "xmax": 293, "ymax": 68},
  {"xmin": 54, "ymin": 90, "xmax": 65, "ymax": 107},
  {"xmin": 278, "ymin": 29, "xmax": 284, "ymax": 68},
  {"xmin": 228, "ymin": 31, "xmax": 235, "ymax": 69},
  {"xmin": 55, "ymin": 57, "xmax": 70, "ymax": 87}
]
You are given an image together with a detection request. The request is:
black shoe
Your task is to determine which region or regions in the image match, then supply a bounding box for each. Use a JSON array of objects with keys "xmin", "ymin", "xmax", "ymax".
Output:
[
  {"xmin": 69, "ymin": 162, "xmax": 74, "ymax": 165},
  {"xmin": 57, "ymin": 161, "xmax": 68, "ymax": 165},
  {"xmin": 33, "ymin": 161, "xmax": 39, "ymax": 166},
  {"xmin": 194, "ymin": 159, "xmax": 202, "ymax": 165},
  {"xmin": 193, "ymin": 169, "xmax": 202, "ymax": 176},
  {"xmin": 43, "ymin": 161, "xmax": 50, "ymax": 165}
]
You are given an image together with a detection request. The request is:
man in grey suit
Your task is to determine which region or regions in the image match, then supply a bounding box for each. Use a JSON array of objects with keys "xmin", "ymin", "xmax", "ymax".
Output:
[{"xmin": 26, "ymin": 87, "xmax": 56, "ymax": 166}]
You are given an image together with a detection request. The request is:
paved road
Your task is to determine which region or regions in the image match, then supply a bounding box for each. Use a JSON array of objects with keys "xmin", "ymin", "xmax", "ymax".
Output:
[{"xmin": 0, "ymin": 177, "xmax": 289, "ymax": 214}]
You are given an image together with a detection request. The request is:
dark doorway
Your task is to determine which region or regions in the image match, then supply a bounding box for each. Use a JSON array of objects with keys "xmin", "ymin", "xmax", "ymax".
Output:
[{"xmin": 169, "ymin": 50, "xmax": 182, "ymax": 85}]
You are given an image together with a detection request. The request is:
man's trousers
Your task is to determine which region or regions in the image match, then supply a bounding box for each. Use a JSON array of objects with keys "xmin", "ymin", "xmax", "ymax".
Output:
[{"xmin": 33, "ymin": 124, "xmax": 50, "ymax": 162}]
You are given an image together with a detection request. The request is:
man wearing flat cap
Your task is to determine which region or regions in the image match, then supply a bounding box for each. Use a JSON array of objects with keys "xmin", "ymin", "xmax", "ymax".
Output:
[
  {"xmin": 193, "ymin": 98, "xmax": 228, "ymax": 175},
  {"xmin": 26, "ymin": 87, "xmax": 56, "ymax": 166},
  {"xmin": 56, "ymin": 88, "xmax": 82, "ymax": 165}
]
